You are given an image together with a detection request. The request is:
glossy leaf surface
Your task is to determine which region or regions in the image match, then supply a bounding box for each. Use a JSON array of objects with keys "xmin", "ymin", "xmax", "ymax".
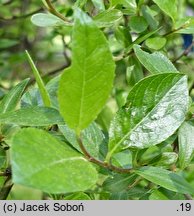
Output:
[
  {"xmin": 58, "ymin": 9, "xmax": 115, "ymax": 133},
  {"xmin": 133, "ymin": 45, "xmax": 178, "ymax": 74},
  {"xmin": 11, "ymin": 128, "xmax": 98, "ymax": 193},
  {"xmin": 0, "ymin": 107, "xmax": 64, "ymax": 126},
  {"xmin": 135, "ymin": 166, "xmax": 194, "ymax": 194},
  {"xmin": 108, "ymin": 73, "xmax": 188, "ymax": 157}
]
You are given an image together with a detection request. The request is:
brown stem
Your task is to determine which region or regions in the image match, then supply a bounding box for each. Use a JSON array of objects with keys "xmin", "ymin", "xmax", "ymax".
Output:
[
  {"xmin": 77, "ymin": 136, "xmax": 133, "ymax": 174},
  {"xmin": 28, "ymin": 62, "xmax": 70, "ymax": 86},
  {"xmin": 184, "ymin": 194, "xmax": 193, "ymax": 200},
  {"xmin": 173, "ymin": 41, "xmax": 194, "ymax": 63},
  {"xmin": 45, "ymin": 0, "xmax": 69, "ymax": 22},
  {"xmin": 0, "ymin": 173, "xmax": 13, "ymax": 200}
]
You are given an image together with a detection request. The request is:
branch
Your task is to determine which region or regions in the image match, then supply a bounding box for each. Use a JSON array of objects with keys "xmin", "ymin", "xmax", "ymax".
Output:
[
  {"xmin": 184, "ymin": 194, "xmax": 193, "ymax": 200},
  {"xmin": 172, "ymin": 41, "xmax": 194, "ymax": 63},
  {"xmin": 0, "ymin": 8, "xmax": 43, "ymax": 21},
  {"xmin": 77, "ymin": 136, "xmax": 133, "ymax": 174},
  {"xmin": 44, "ymin": 0, "xmax": 69, "ymax": 22},
  {"xmin": 28, "ymin": 62, "xmax": 70, "ymax": 86},
  {"xmin": 0, "ymin": 169, "xmax": 13, "ymax": 200}
]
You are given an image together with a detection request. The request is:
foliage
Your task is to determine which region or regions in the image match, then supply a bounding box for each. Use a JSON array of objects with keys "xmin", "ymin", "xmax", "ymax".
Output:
[{"xmin": 0, "ymin": 0, "xmax": 194, "ymax": 200}]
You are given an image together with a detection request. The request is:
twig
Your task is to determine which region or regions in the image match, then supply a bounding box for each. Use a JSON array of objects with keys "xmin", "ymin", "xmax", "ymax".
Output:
[
  {"xmin": 28, "ymin": 62, "xmax": 70, "ymax": 86},
  {"xmin": 184, "ymin": 194, "xmax": 193, "ymax": 200},
  {"xmin": 61, "ymin": 36, "xmax": 71, "ymax": 65},
  {"xmin": 45, "ymin": 0, "xmax": 69, "ymax": 23},
  {"xmin": 172, "ymin": 41, "xmax": 194, "ymax": 63},
  {"xmin": 127, "ymin": 177, "xmax": 142, "ymax": 189},
  {"xmin": 163, "ymin": 21, "xmax": 191, "ymax": 37},
  {"xmin": 77, "ymin": 136, "xmax": 133, "ymax": 174},
  {"xmin": 0, "ymin": 169, "xmax": 13, "ymax": 200},
  {"xmin": 0, "ymin": 8, "xmax": 43, "ymax": 21}
]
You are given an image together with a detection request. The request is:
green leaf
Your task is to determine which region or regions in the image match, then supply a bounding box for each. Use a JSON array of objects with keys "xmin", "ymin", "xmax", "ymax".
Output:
[
  {"xmin": 31, "ymin": 13, "xmax": 64, "ymax": 27},
  {"xmin": 0, "ymin": 148, "xmax": 6, "ymax": 168},
  {"xmin": 0, "ymin": 79, "xmax": 29, "ymax": 114},
  {"xmin": 110, "ymin": 191, "xmax": 128, "ymax": 200},
  {"xmin": 141, "ymin": 5, "xmax": 158, "ymax": 30},
  {"xmin": 125, "ymin": 28, "xmax": 161, "ymax": 53},
  {"xmin": 91, "ymin": 0, "xmax": 105, "ymax": 11},
  {"xmin": 74, "ymin": 0, "xmax": 88, "ymax": 8},
  {"xmin": 178, "ymin": 121, "xmax": 194, "ymax": 169},
  {"xmin": 126, "ymin": 56, "xmax": 144, "ymax": 86},
  {"xmin": 152, "ymin": 0, "xmax": 177, "ymax": 22},
  {"xmin": 111, "ymin": 0, "xmax": 136, "ymax": 9},
  {"xmin": 11, "ymin": 128, "xmax": 98, "ymax": 193},
  {"xmin": 21, "ymin": 88, "xmax": 43, "ymax": 108},
  {"xmin": 133, "ymin": 45, "xmax": 178, "ymax": 74},
  {"xmin": 59, "ymin": 122, "xmax": 107, "ymax": 159},
  {"xmin": 64, "ymin": 192, "xmax": 91, "ymax": 200},
  {"xmin": 145, "ymin": 37, "xmax": 166, "ymax": 50},
  {"xmin": 175, "ymin": 17, "xmax": 194, "ymax": 34},
  {"xmin": 154, "ymin": 152, "xmax": 178, "ymax": 167},
  {"xmin": 103, "ymin": 173, "xmax": 136, "ymax": 193},
  {"xmin": 135, "ymin": 166, "xmax": 194, "ymax": 194},
  {"xmin": 115, "ymin": 26, "xmax": 132, "ymax": 47},
  {"xmin": 94, "ymin": 9, "xmax": 123, "ymax": 28},
  {"xmin": 129, "ymin": 16, "xmax": 148, "ymax": 33},
  {"xmin": 58, "ymin": 9, "xmax": 115, "ymax": 134},
  {"xmin": 107, "ymin": 73, "xmax": 188, "ymax": 159},
  {"xmin": 127, "ymin": 186, "xmax": 150, "ymax": 199},
  {"xmin": 25, "ymin": 51, "xmax": 51, "ymax": 107},
  {"xmin": 0, "ymin": 39, "xmax": 19, "ymax": 49},
  {"xmin": 0, "ymin": 107, "xmax": 64, "ymax": 126},
  {"xmin": 149, "ymin": 189, "xmax": 169, "ymax": 200}
]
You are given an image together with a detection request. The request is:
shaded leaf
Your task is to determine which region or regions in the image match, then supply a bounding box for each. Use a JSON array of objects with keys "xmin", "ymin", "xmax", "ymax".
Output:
[
  {"xmin": 178, "ymin": 121, "xmax": 194, "ymax": 169},
  {"xmin": 142, "ymin": 5, "xmax": 158, "ymax": 30},
  {"xmin": 135, "ymin": 166, "xmax": 194, "ymax": 194},
  {"xmin": 175, "ymin": 17, "xmax": 194, "ymax": 34},
  {"xmin": 152, "ymin": 0, "xmax": 177, "ymax": 22},
  {"xmin": 64, "ymin": 192, "xmax": 91, "ymax": 200},
  {"xmin": 0, "ymin": 107, "xmax": 64, "ymax": 126},
  {"xmin": 58, "ymin": 9, "xmax": 115, "ymax": 133},
  {"xmin": 149, "ymin": 189, "xmax": 169, "ymax": 200},
  {"xmin": 103, "ymin": 173, "xmax": 136, "ymax": 192},
  {"xmin": 133, "ymin": 45, "xmax": 178, "ymax": 74},
  {"xmin": 94, "ymin": 9, "xmax": 123, "ymax": 28},
  {"xmin": 0, "ymin": 79, "xmax": 29, "ymax": 114},
  {"xmin": 0, "ymin": 39, "xmax": 19, "ymax": 49},
  {"xmin": 129, "ymin": 16, "xmax": 148, "ymax": 33},
  {"xmin": 154, "ymin": 152, "xmax": 178, "ymax": 167},
  {"xmin": 11, "ymin": 128, "xmax": 98, "ymax": 193}
]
